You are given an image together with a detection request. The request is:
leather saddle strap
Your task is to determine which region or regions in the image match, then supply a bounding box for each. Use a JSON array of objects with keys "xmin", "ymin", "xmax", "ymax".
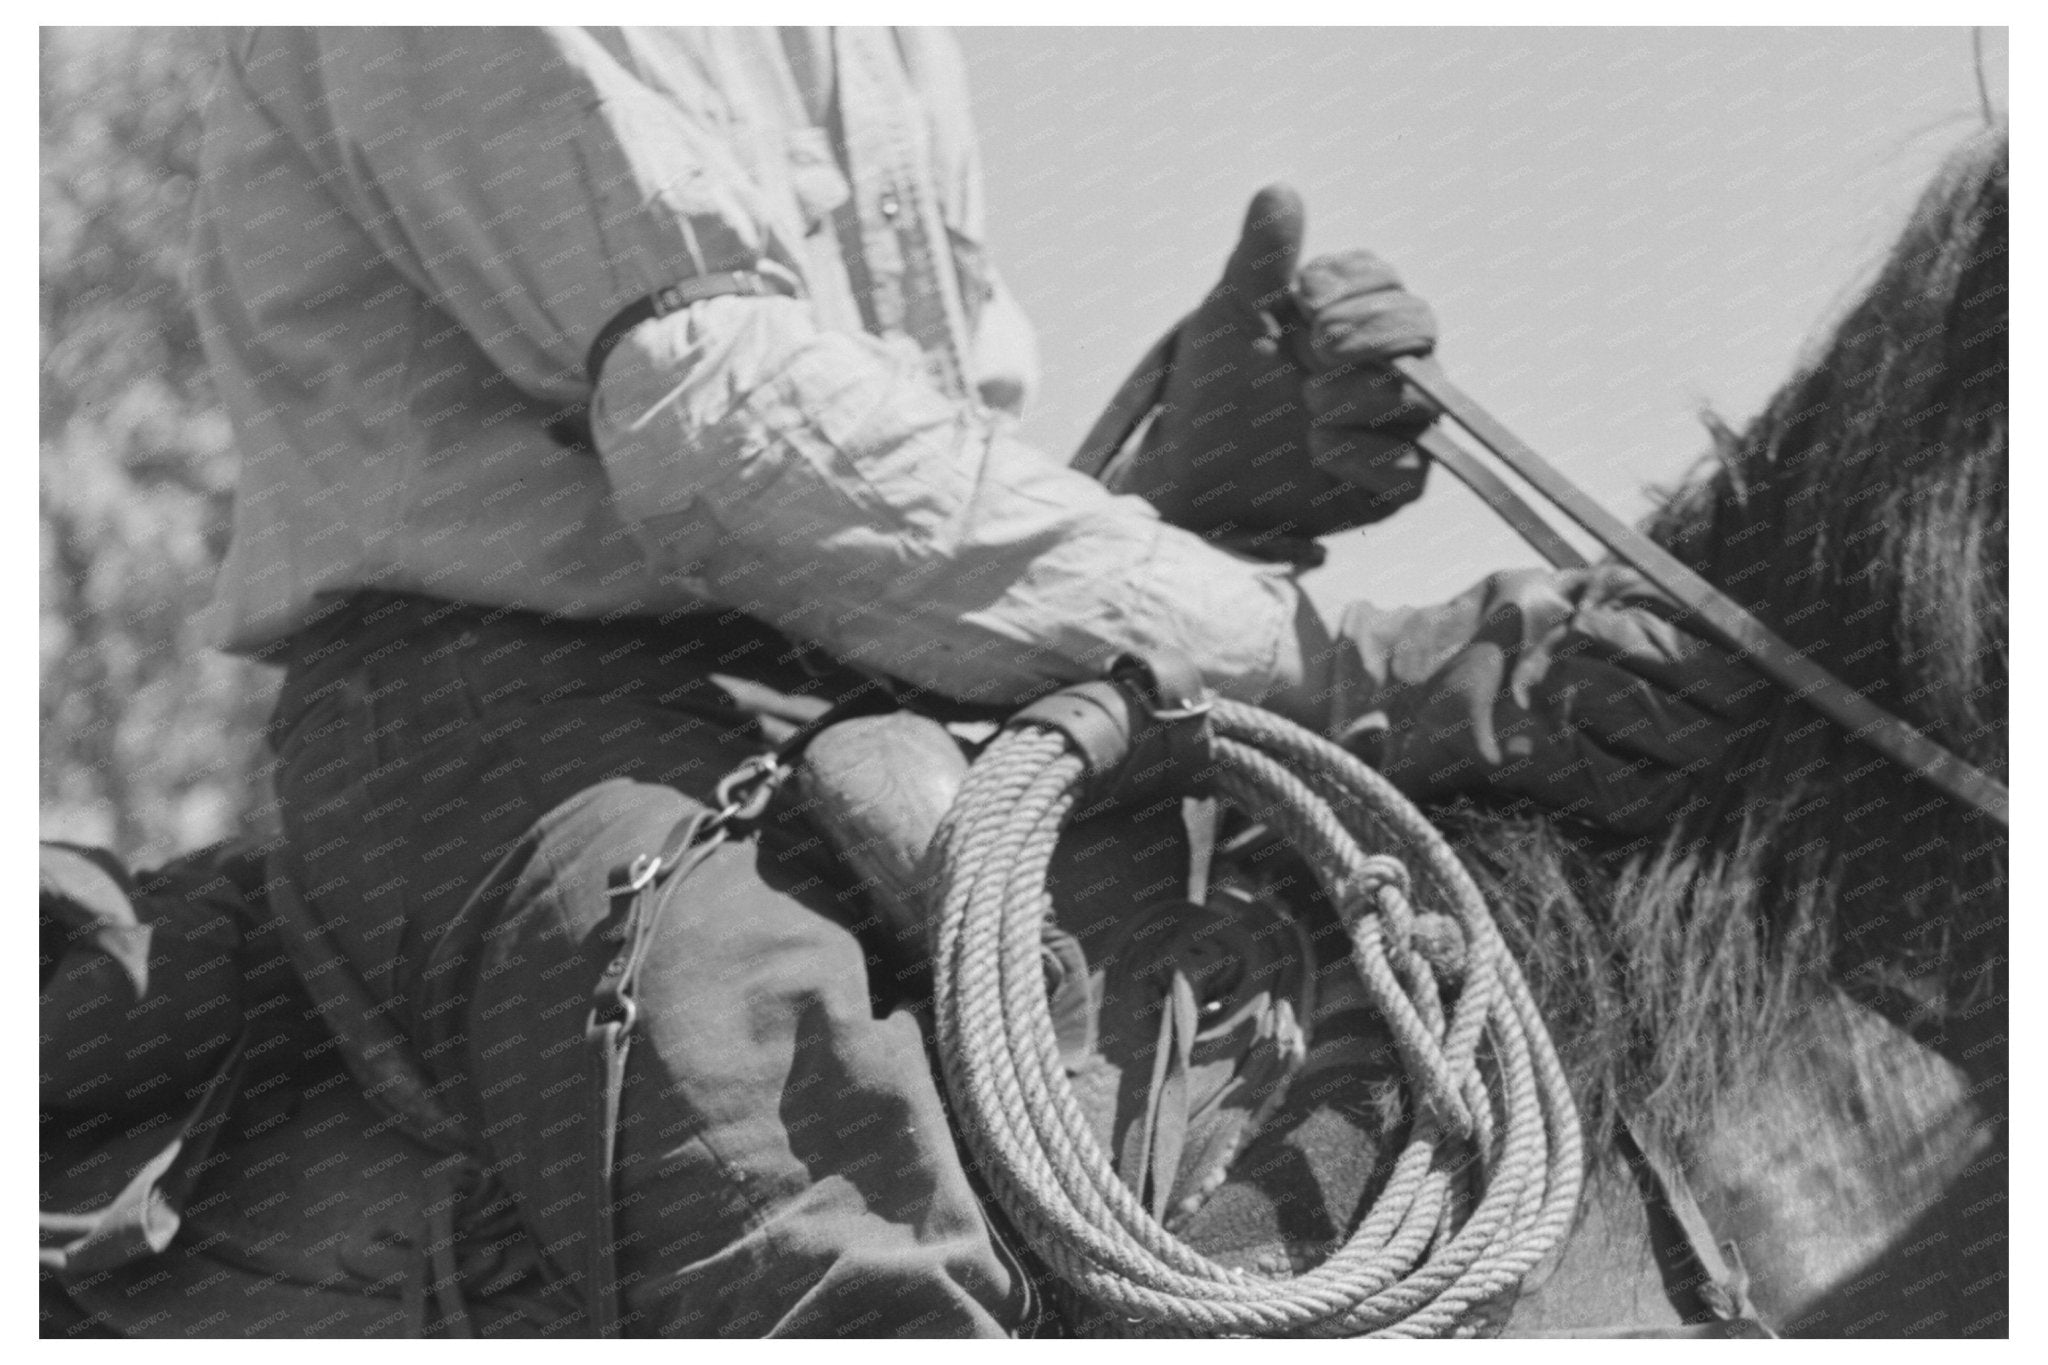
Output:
[
  {"xmin": 1515, "ymin": 1120, "xmax": 1777, "ymax": 1339},
  {"xmin": 1133, "ymin": 970, "xmax": 1200, "ymax": 1222},
  {"xmin": 1616, "ymin": 1117, "xmax": 1778, "ymax": 1338},
  {"xmin": 583, "ymin": 812, "xmax": 727, "ymax": 1337}
]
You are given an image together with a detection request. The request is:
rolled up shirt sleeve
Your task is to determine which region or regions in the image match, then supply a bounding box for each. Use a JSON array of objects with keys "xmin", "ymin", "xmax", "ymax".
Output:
[
  {"xmin": 273, "ymin": 26, "xmax": 793, "ymax": 403},
  {"xmin": 592, "ymin": 295, "xmax": 1338, "ymax": 716}
]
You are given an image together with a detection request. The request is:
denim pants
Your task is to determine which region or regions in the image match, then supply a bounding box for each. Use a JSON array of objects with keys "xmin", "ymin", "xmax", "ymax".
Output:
[{"xmin": 266, "ymin": 593, "xmax": 1026, "ymax": 1336}]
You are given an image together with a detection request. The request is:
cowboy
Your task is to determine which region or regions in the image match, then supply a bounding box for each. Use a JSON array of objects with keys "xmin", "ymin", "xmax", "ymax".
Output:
[{"xmin": 187, "ymin": 26, "xmax": 1754, "ymax": 1336}]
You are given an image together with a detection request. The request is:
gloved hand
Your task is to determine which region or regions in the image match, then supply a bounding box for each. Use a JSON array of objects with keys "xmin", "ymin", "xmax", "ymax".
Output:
[
  {"xmin": 1335, "ymin": 566, "xmax": 1771, "ymax": 834},
  {"xmin": 1104, "ymin": 185, "xmax": 1437, "ymax": 561}
]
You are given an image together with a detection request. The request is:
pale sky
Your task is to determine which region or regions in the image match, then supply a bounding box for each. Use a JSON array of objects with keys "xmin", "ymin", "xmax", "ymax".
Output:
[{"xmin": 957, "ymin": 26, "xmax": 2006, "ymax": 612}]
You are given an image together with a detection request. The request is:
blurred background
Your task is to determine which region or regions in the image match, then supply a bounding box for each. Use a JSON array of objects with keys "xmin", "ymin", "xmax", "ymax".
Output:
[
  {"xmin": 41, "ymin": 28, "xmax": 261, "ymax": 864},
  {"xmin": 40, "ymin": 26, "xmax": 2006, "ymax": 865}
]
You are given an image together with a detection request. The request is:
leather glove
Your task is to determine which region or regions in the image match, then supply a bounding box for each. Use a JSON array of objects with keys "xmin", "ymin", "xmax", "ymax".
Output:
[
  {"xmin": 1104, "ymin": 185, "xmax": 1437, "ymax": 561},
  {"xmin": 1336, "ymin": 566, "xmax": 1771, "ymax": 835}
]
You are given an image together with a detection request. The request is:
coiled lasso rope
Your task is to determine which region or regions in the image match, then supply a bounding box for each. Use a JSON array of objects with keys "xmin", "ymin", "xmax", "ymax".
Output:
[{"xmin": 930, "ymin": 695, "xmax": 1583, "ymax": 1337}]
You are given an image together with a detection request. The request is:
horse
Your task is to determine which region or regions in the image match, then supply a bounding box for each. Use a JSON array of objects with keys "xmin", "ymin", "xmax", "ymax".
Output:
[
  {"xmin": 1092, "ymin": 122, "xmax": 2007, "ymax": 1337},
  {"xmin": 40, "ymin": 127, "xmax": 2005, "ymax": 1338},
  {"xmin": 1488, "ymin": 123, "xmax": 2009, "ymax": 1335}
]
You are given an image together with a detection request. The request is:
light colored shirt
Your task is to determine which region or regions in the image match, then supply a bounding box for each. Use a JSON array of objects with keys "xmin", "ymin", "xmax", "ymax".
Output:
[{"xmin": 193, "ymin": 26, "xmax": 1332, "ymax": 715}]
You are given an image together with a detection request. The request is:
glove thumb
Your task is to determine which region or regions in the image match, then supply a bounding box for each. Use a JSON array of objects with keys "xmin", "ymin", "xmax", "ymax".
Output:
[{"xmin": 1217, "ymin": 183, "xmax": 1305, "ymax": 313}]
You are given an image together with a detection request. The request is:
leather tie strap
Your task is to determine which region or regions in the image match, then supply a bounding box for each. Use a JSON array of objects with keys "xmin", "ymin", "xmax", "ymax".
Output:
[{"xmin": 1004, "ymin": 653, "xmax": 1216, "ymax": 813}]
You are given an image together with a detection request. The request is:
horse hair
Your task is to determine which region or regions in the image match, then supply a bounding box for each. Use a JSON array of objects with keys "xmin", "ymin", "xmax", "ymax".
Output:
[{"xmin": 1440, "ymin": 128, "xmax": 2008, "ymax": 1149}]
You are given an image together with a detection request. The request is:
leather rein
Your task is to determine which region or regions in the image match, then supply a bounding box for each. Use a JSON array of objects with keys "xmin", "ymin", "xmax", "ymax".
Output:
[{"xmin": 1072, "ymin": 317, "xmax": 2009, "ymax": 830}]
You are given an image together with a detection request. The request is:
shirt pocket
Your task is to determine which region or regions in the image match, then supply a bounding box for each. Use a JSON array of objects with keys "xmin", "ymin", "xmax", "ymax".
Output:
[{"xmin": 785, "ymin": 127, "xmax": 851, "ymax": 236}]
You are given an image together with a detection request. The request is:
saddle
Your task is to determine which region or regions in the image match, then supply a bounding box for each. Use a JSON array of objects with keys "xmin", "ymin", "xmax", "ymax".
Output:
[
  {"xmin": 798, "ymin": 713, "xmax": 1769, "ymax": 1337},
  {"xmin": 796, "ymin": 713, "xmax": 1421, "ymax": 1297},
  {"xmin": 50, "ymin": 710, "xmax": 1413, "ymax": 1340},
  {"xmin": 42, "ymin": 709, "xmax": 1655, "ymax": 1339}
]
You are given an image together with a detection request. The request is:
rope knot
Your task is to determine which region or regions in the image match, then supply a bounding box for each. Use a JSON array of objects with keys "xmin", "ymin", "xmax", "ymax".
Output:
[
  {"xmin": 1406, "ymin": 912, "xmax": 1468, "ymax": 987},
  {"xmin": 1356, "ymin": 854, "xmax": 1412, "ymax": 902}
]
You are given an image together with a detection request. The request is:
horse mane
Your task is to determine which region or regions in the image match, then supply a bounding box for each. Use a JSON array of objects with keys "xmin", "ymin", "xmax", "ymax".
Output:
[{"xmin": 1441, "ymin": 128, "xmax": 2008, "ymax": 1146}]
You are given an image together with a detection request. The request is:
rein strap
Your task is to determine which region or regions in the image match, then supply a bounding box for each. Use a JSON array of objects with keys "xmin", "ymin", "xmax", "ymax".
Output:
[
  {"xmin": 1389, "ymin": 354, "xmax": 2008, "ymax": 828},
  {"xmin": 1066, "ymin": 318, "xmax": 2007, "ymax": 827}
]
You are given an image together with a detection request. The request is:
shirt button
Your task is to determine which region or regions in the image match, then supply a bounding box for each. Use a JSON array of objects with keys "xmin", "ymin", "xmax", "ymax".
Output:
[{"xmin": 878, "ymin": 192, "xmax": 902, "ymax": 221}]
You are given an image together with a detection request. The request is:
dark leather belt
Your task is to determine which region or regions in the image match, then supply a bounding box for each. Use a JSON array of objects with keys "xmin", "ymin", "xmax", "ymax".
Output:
[{"xmin": 266, "ymin": 589, "xmax": 850, "ymax": 723}]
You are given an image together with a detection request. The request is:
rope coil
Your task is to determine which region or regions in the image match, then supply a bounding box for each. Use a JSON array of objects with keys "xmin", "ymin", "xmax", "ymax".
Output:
[{"xmin": 931, "ymin": 698, "xmax": 1583, "ymax": 1337}]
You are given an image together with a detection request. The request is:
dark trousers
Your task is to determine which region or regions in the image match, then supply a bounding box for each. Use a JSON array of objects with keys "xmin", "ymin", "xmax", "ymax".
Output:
[{"xmin": 266, "ymin": 594, "xmax": 1024, "ymax": 1336}]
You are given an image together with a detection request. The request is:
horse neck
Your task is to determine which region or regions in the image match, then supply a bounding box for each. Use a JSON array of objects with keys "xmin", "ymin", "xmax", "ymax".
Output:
[
  {"xmin": 1446, "ymin": 482, "xmax": 2006, "ymax": 1136},
  {"xmin": 1637, "ymin": 401, "xmax": 2007, "ymax": 1017}
]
